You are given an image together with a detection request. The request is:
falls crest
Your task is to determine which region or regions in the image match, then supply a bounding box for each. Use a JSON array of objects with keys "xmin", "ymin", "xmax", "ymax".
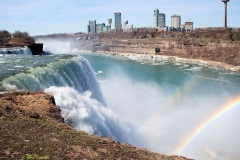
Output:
[
  {"xmin": 0, "ymin": 47, "xmax": 32, "ymax": 55},
  {"xmin": 2, "ymin": 56, "xmax": 105, "ymax": 104},
  {"xmin": 1, "ymin": 55, "xmax": 129, "ymax": 143}
]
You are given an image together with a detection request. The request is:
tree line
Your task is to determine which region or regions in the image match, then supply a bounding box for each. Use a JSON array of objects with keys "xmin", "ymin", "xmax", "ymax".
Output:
[{"xmin": 0, "ymin": 30, "xmax": 35, "ymax": 46}]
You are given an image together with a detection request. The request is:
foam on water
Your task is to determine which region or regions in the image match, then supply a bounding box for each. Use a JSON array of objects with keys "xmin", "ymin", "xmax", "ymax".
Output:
[
  {"xmin": 45, "ymin": 86, "xmax": 129, "ymax": 142},
  {"xmin": 1, "ymin": 52, "xmax": 240, "ymax": 160}
]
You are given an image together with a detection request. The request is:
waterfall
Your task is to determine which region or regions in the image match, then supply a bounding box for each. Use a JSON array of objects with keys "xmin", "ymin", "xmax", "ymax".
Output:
[
  {"xmin": 0, "ymin": 47, "xmax": 32, "ymax": 55},
  {"xmin": 1, "ymin": 56, "xmax": 104, "ymax": 104},
  {"xmin": 0, "ymin": 55, "xmax": 129, "ymax": 142}
]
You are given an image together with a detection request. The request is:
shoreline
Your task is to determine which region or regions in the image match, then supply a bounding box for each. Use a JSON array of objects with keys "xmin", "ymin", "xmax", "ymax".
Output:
[{"xmin": 73, "ymin": 49, "xmax": 240, "ymax": 73}]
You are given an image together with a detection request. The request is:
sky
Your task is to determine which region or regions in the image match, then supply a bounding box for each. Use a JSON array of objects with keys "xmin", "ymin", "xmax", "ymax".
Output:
[{"xmin": 0, "ymin": 0, "xmax": 239, "ymax": 36}]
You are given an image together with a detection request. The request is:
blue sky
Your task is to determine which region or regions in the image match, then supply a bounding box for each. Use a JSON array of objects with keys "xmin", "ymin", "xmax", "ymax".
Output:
[{"xmin": 0, "ymin": 0, "xmax": 239, "ymax": 36}]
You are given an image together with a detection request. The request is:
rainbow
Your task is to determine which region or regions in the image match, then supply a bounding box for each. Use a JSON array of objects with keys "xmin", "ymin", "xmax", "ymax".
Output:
[{"xmin": 173, "ymin": 95, "xmax": 240, "ymax": 155}]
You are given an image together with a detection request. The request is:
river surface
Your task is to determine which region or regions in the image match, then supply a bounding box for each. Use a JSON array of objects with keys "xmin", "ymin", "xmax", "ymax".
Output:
[
  {"xmin": 0, "ymin": 52, "xmax": 240, "ymax": 160},
  {"xmin": 80, "ymin": 53, "xmax": 240, "ymax": 160}
]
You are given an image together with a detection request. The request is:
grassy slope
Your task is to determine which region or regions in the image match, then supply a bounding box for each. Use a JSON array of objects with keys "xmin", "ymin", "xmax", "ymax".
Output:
[{"xmin": 0, "ymin": 116, "xmax": 193, "ymax": 160}]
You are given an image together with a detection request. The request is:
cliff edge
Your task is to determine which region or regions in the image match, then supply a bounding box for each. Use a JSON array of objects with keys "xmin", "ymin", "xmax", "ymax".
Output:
[{"xmin": 0, "ymin": 91, "xmax": 192, "ymax": 160}]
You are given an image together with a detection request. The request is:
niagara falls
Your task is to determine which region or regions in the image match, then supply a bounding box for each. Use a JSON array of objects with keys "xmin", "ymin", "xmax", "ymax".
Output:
[
  {"xmin": 0, "ymin": 45, "xmax": 239, "ymax": 159},
  {"xmin": 1, "ymin": 0, "xmax": 240, "ymax": 159}
]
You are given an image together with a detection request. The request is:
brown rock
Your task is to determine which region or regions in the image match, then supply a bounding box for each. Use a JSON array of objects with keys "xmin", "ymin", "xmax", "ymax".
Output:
[
  {"xmin": 29, "ymin": 111, "xmax": 40, "ymax": 119},
  {"xmin": 0, "ymin": 91, "xmax": 64, "ymax": 122}
]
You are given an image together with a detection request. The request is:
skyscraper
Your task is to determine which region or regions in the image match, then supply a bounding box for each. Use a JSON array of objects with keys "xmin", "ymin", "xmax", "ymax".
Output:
[
  {"xmin": 114, "ymin": 12, "xmax": 122, "ymax": 30},
  {"xmin": 153, "ymin": 8, "xmax": 166, "ymax": 28},
  {"xmin": 87, "ymin": 20, "xmax": 96, "ymax": 33},
  {"xmin": 171, "ymin": 14, "xmax": 181, "ymax": 28}
]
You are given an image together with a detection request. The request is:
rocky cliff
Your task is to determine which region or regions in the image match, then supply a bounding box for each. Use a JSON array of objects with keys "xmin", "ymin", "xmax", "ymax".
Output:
[
  {"xmin": 0, "ymin": 91, "xmax": 192, "ymax": 160},
  {"xmin": 0, "ymin": 91, "xmax": 63, "ymax": 122}
]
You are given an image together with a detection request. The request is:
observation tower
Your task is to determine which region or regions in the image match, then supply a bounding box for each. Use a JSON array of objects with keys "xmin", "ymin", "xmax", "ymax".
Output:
[
  {"xmin": 222, "ymin": 0, "xmax": 230, "ymax": 28},
  {"xmin": 108, "ymin": 19, "xmax": 112, "ymax": 29}
]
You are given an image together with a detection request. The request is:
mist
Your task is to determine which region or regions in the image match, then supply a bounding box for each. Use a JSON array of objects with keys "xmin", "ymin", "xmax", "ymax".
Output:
[
  {"xmin": 35, "ymin": 38, "xmax": 71, "ymax": 54},
  {"xmin": 99, "ymin": 68, "xmax": 240, "ymax": 160}
]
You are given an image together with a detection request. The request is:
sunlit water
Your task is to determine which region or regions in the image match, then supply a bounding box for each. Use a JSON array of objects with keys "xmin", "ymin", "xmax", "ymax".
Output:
[
  {"xmin": 0, "ymin": 52, "xmax": 240, "ymax": 160},
  {"xmin": 80, "ymin": 53, "xmax": 240, "ymax": 160}
]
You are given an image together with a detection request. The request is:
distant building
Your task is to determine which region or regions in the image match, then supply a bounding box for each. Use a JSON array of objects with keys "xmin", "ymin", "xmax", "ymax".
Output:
[
  {"xmin": 114, "ymin": 12, "xmax": 122, "ymax": 30},
  {"xmin": 108, "ymin": 19, "xmax": 112, "ymax": 29},
  {"xmin": 153, "ymin": 8, "xmax": 166, "ymax": 28},
  {"xmin": 185, "ymin": 22, "xmax": 193, "ymax": 31},
  {"xmin": 96, "ymin": 23, "xmax": 105, "ymax": 33},
  {"xmin": 125, "ymin": 24, "xmax": 133, "ymax": 30},
  {"xmin": 87, "ymin": 20, "xmax": 96, "ymax": 33},
  {"xmin": 123, "ymin": 20, "xmax": 128, "ymax": 30},
  {"xmin": 96, "ymin": 23, "xmax": 111, "ymax": 33},
  {"xmin": 180, "ymin": 24, "xmax": 185, "ymax": 29},
  {"xmin": 122, "ymin": 20, "xmax": 133, "ymax": 31},
  {"xmin": 103, "ymin": 26, "xmax": 111, "ymax": 32},
  {"xmin": 171, "ymin": 14, "xmax": 181, "ymax": 28}
]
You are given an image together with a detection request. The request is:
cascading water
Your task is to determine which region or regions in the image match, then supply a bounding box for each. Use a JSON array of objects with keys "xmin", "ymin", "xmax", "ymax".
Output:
[
  {"xmin": 0, "ymin": 47, "xmax": 32, "ymax": 55},
  {"xmin": 0, "ymin": 54, "xmax": 129, "ymax": 143},
  {"xmin": 2, "ymin": 56, "xmax": 104, "ymax": 103},
  {"xmin": 2, "ymin": 52, "xmax": 240, "ymax": 159}
]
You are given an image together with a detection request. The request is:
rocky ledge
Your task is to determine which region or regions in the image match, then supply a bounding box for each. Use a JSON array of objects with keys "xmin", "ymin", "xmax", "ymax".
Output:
[
  {"xmin": 0, "ymin": 91, "xmax": 192, "ymax": 160},
  {"xmin": 0, "ymin": 91, "xmax": 63, "ymax": 122}
]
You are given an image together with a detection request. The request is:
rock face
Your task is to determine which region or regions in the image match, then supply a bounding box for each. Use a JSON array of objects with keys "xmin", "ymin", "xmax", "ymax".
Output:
[
  {"xmin": 27, "ymin": 43, "xmax": 44, "ymax": 55},
  {"xmin": 0, "ymin": 91, "xmax": 63, "ymax": 122}
]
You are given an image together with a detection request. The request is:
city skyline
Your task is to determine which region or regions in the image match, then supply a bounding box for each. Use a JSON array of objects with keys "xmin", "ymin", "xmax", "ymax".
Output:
[{"xmin": 0, "ymin": 0, "xmax": 239, "ymax": 35}]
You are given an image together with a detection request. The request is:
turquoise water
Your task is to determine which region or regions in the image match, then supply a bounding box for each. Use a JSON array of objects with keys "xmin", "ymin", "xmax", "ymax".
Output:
[
  {"xmin": 1, "ymin": 52, "xmax": 240, "ymax": 159},
  {"xmin": 80, "ymin": 53, "xmax": 240, "ymax": 97},
  {"xmin": 80, "ymin": 53, "xmax": 240, "ymax": 160}
]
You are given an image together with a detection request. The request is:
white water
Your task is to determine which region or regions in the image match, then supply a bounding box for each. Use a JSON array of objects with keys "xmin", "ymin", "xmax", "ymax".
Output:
[
  {"xmin": 1, "ymin": 53, "xmax": 240, "ymax": 160},
  {"xmin": 45, "ymin": 86, "xmax": 129, "ymax": 142},
  {"xmin": 36, "ymin": 39, "xmax": 71, "ymax": 54},
  {"xmin": 1, "ymin": 55, "xmax": 130, "ymax": 143},
  {"xmin": 99, "ymin": 71, "xmax": 240, "ymax": 160},
  {"xmin": 0, "ymin": 47, "xmax": 32, "ymax": 55},
  {"xmin": 78, "ymin": 53, "xmax": 240, "ymax": 160}
]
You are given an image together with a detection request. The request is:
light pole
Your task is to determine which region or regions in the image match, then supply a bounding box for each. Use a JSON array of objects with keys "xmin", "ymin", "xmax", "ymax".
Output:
[{"xmin": 222, "ymin": 0, "xmax": 230, "ymax": 28}]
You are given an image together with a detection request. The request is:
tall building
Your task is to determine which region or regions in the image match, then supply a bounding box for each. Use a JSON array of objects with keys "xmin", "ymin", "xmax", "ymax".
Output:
[
  {"xmin": 114, "ymin": 12, "xmax": 122, "ymax": 30},
  {"xmin": 153, "ymin": 8, "xmax": 166, "ymax": 28},
  {"xmin": 108, "ymin": 19, "xmax": 112, "ymax": 29},
  {"xmin": 87, "ymin": 20, "xmax": 96, "ymax": 33},
  {"xmin": 171, "ymin": 14, "xmax": 181, "ymax": 28},
  {"xmin": 185, "ymin": 22, "xmax": 193, "ymax": 31}
]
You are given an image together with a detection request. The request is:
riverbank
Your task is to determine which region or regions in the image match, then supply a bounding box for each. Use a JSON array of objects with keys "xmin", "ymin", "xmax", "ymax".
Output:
[
  {"xmin": 73, "ymin": 34, "xmax": 240, "ymax": 73},
  {"xmin": 73, "ymin": 49, "xmax": 240, "ymax": 73}
]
